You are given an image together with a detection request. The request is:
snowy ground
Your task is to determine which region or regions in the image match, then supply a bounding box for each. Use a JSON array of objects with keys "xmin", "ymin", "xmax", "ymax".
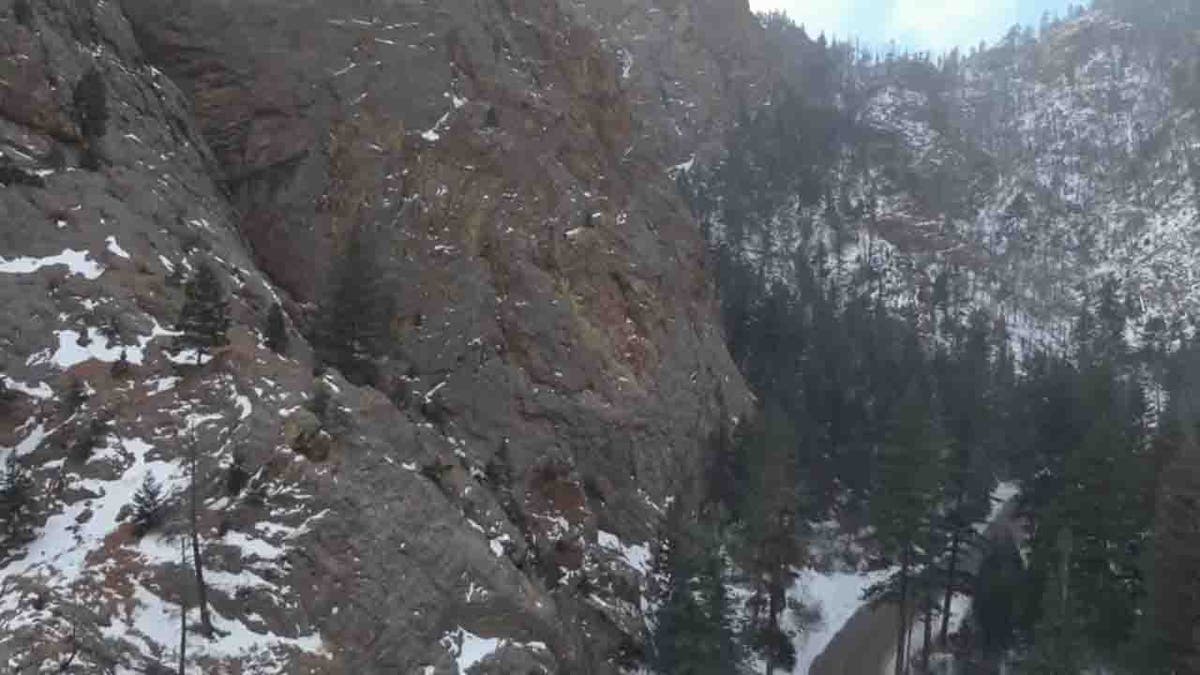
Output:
[
  {"xmin": 887, "ymin": 481, "xmax": 1022, "ymax": 675},
  {"xmin": 789, "ymin": 567, "xmax": 896, "ymax": 674},
  {"xmin": 439, "ymin": 628, "xmax": 550, "ymax": 672},
  {"xmin": 0, "ymin": 248, "xmax": 105, "ymax": 279},
  {"xmin": 784, "ymin": 481, "xmax": 1021, "ymax": 674},
  {"xmin": 0, "ymin": 371, "xmax": 328, "ymax": 671}
]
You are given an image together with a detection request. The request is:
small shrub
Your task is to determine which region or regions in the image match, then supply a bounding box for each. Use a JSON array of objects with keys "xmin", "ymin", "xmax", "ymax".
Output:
[
  {"xmin": 264, "ymin": 302, "xmax": 289, "ymax": 354},
  {"xmin": 69, "ymin": 415, "xmax": 110, "ymax": 463},
  {"xmin": 225, "ymin": 453, "xmax": 249, "ymax": 496},
  {"xmin": 0, "ymin": 379, "xmax": 15, "ymax": 414},
  {"xmin": 242, "ymin": 477, "xmax": 268, "ymax": 508},
  {"xmin": 63, "ymin": 376, "xmax": 88, "ymax": 415},
  {"xmin": 110, "ymin": 349, "xmax": 131, "ymax": 378},
  {"xmin": 307, "ymin": 381, "xmax": 332, "ymax": 423},
  {"xmin": 45, "ymin": 144, "xmax": 66, "ymax": 171}
]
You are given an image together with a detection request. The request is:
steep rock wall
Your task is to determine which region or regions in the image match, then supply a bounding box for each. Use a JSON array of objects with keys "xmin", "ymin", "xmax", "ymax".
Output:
[{"xmin": 0, "ymin": 0, "xmax": 758, "ymax": 671}]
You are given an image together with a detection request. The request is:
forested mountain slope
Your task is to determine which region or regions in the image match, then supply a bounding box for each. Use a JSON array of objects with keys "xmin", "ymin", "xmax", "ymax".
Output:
[
  {"xmin": 678, "ymin": 2, "xmax": 1200, "ymax": 672},
  {"xmin": 693, "ymin": 2, "xmax": 1200, "ymax": 349}
]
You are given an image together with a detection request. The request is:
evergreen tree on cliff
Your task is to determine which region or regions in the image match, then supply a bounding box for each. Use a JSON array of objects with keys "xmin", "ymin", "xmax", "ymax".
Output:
[
  {"xmin": 73, "ymin": 67, "xmax": 108, "ymax": 169},
  {"xmin": 264, "ymin": 302, "xmax": 289, "ymax": 354},
  {"xmin": 132, "ymin": 472, "xmax": 164, "ymax": 537},
  {"xmin": 176, "ymin": 260, "xmax": 230, "ymax": 364},
  {"xmin": 0, "ymin": 453, "xmax": 34, "ymax": 541},
  {"xmin": 316, "ymin": 226, "xmax": 391, "ymax": 385}
]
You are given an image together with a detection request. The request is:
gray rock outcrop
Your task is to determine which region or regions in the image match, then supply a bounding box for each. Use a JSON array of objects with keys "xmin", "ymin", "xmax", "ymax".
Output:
[{"xmin": 0, "ymin": 0, "xmax": 760, "ymax": 672}]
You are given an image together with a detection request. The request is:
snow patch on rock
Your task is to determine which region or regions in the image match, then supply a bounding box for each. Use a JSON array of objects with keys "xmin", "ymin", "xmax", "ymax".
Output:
[
  {"xmin": 105, "ymin": 235, "xmax": 131, "ymax": 259},
  {"xmin": 0, "ymin": 248, "xmax": 104, "ymax": 279}
]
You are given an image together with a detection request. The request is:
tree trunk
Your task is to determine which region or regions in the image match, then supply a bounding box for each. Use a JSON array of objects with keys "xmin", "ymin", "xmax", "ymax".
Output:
[
  {"xmin": 1057, "ymin": 527, "xmax": 1072, "ymax": 615},
  {"xmin": 940, "ymin": 495, "xmax": 964, "ymax": 643},
  {"xmin": 179, "ymin": 537, "xmax": 187, "ymax": 674},
  {"xmin": 922, "ymin": 590, "xmax": 933, "ymax": 674},
  {"xmin": 189, "ymin": 441, "xmax": 212, "ymax": 635},
  {"xmin": 765, "ymin": 549, "xmax": 782, "ymax": 675},
  {"xmin": 894, "ymin": 544, "xmax": 911, "ymax": 675}
]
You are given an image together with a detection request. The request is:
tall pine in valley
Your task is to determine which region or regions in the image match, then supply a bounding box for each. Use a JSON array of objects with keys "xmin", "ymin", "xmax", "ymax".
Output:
[
  {"xmin": 316, "ymin": 226, "xmax": 391, "ymax": 385},
  {"xmin": 1142, "ymin": 339, "xmax": 1200, "ymax": 673},
  {"xmin": 733, "ymin": 405, "xmax": 804, "ymax": 673},
  {"xmin": 176, "ymin": 259, "xmax": 230, "ymax": 364},
  {"xmin": 868, "ymin": 378, "xmax": 947, "ymax": 675},
  {"xmin": 1005, "ymin": 289, "xmax": 1157, "ymax": 672},
  {"xmin": 650, "ymin": 508, "xmax": 744, "ymax": 675},
  {"xmin": 931, "ymin": 310, "xmax": 997, "ymax": 644}
]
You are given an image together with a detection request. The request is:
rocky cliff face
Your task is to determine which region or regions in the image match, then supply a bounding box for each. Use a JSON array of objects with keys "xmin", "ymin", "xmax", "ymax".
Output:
[{"xmin": 0, "ymin": 0, "xmax": 760, "ymax": 672}]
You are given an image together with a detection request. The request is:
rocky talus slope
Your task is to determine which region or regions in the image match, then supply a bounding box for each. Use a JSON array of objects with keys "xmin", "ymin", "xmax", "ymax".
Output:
[{"xmin": 0, "ymin": 0, "xmax": 763, "ymax": 671}]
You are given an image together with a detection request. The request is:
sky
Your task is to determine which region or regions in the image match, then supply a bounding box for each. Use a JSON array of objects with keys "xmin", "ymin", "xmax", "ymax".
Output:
[{"xmin": 747, "ymin": 0, "xmax": 1084, "ymax": 54}]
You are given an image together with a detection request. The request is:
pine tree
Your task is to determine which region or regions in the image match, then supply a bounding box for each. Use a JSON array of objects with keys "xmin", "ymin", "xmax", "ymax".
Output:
[
  {"xmin": 735, "ymin": 405, "xmax": 803, "ymax": 673},
  {"xmin": 176, "ymin": 260, "xmax": 230, "ymax": 365},
  {"xmin": 973, "ymin": 533, "xmax": 1024, "ymax": 662},
  {"xmin": 74, "ymin": 67, "xmax": 108, "ymax": 140},
  {"xmin": 132, "ymin": 472, "xmax": 164, "ymax": 537},
  {"xmin": 1008, "ymin": 307, "xmax": 1156, "ymax": 667},
  {"xmin": 935, "ymin": 311, "xmax": 995, "ymax": 643},
  {"xmin": 1143, "ymin": 340, "xmax": 1200, "ymax": 672},
  {"xmin": 225, "ymin": 453, "xmax": 249, "ymax": 496},
  {"xmin": 264, "ymin": 302, "xmax": 289, "ymax": 354},
  {"xmin": 869, "ymin": 381, "xmax": 947, "ymax": 675},
  {"xmin": 316, "ymin": 227, "xmax": 391, "ymax": 385},
  {"xmin": 1026, "ymin": 529, "xmax": 1085, "ymax": 674},
  {"xmin": 651, "ymin": 514, "xmax": 744, "ymax": 675},
  {"xmin": 0, "ymin": 453, "xmax": 34, "ymax": 541},
  {"xmin": 69, "ymin": 415, "xmax": 110, "ymax": 463},
  {"xmin": 74, "ymin": 67, "xmax": 108, "ymax": 169}
]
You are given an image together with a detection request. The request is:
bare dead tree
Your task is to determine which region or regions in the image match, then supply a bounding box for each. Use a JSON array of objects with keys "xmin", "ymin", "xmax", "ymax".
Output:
[
  {"xmin": 187, "ymin": 434, "xmax": 212, "ymax": 636},
  {"xmin": 57, "ymin": 624, "xmax": 79, "ymax": 672}
]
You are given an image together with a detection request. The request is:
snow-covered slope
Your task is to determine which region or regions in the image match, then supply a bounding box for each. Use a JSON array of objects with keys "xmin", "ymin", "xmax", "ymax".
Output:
[{"xmin": 695, "ymin": 9, "xmax": 1200, "ymax": 350}]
